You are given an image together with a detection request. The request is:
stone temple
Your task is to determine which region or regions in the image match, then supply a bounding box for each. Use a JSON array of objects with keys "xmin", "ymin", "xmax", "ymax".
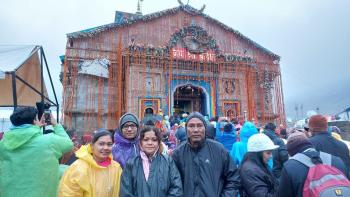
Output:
[{"xmin": 60, "ymin": 4, "xmax": 285, "ymax": 135}]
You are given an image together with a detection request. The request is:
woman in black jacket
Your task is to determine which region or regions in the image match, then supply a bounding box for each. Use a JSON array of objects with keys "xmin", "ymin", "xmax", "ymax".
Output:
[
  {"xmin": 120, "ymin": 126, "xmax": 183, "ymax": 197},
  {"xmin": 240, "ymin": 133, "xmax": 279, "ymax": 197}
]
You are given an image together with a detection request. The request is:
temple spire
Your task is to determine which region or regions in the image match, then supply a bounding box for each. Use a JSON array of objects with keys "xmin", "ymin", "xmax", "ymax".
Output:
[{"xmin": 136, "ymin": 0, "xmax": 143, "ymax": 15}]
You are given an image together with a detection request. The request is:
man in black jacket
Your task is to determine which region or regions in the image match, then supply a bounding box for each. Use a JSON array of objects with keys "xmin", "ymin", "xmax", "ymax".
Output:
[
  {"xmin": 263, "ymin": 123, "xmax": 289, "ymax": 180},
  {"xmin": 278, "ymin": 132, "xmax": 348, "ymax": 197},
  {"xmin": 308, "ymin": 114, "xmax": 350, "ymax": 169},
  {"xmin": 172, "ymin": 112, "xmax": 241, "ymax": 197}
]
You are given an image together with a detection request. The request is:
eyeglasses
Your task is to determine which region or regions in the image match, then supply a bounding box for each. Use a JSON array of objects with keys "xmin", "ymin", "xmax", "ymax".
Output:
[{"xmin": 122, "ymin": 124, "xmax": 137, "ymax": 130}]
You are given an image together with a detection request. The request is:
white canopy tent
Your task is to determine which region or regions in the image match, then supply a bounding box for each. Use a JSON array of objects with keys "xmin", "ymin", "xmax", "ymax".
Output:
[{"xmin": 0, "ymin": 45, "xmax": 59, "ymax": 120}]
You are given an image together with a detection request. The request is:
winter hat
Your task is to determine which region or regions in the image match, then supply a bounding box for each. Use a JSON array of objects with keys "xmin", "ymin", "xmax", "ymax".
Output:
[
  {"xmin": 224, "ymin": 123, "xmax": 235, "ymax": 133},
  {"xmin": 119, "ymin": 113, "xmax": 139, "ymax": 131},
  {"xmin": 247, "ymin": 133, "xmax": 279, "ymax": 152},
  {"xmin": 264, "ymin": 123, "xmax": 276, "ymax": 132},
  {"xmin": 308, "ymin": 114, "xmax": 328, "ymax": 132},
  {"xmin": 185, "ymin": 112, "xmax": 207, "ymax": 130},
  {"xmin": 175, "ymin": 126, "xmax": 187, "ymax": 142},
  {"xmin": 287, "ymin": 132, "xmax": 313, "ymax": 156}
]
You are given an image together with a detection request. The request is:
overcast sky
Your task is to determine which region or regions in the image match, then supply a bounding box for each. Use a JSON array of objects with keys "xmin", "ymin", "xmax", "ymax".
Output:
[{"xmin": 1, "ymin": 0, "xmax": 349, "ymax": 119}]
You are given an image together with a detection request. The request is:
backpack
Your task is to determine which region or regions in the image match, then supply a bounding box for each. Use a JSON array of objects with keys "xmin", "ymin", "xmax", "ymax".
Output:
[{"xmin": 291, "ymin": 152, "xmax": 350, "ymax": 197}]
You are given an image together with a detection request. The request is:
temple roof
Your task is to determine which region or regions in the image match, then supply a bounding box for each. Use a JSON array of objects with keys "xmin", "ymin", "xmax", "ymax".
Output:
[{"xmin": 67, "ymin": 5, "xmax": 279, "ymax": 59}]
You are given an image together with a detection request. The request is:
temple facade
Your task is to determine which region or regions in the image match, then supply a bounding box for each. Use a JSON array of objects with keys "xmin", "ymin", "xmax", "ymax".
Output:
[{"xmin": 61, "ymin": 5, "xmax": 285, "ymax": 134}]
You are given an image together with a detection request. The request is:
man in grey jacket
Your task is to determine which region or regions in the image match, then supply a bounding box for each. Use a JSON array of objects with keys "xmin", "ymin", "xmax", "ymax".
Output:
[{"xmin": 172, "ymin": 112, "xmax": 241, "ymax": 197}]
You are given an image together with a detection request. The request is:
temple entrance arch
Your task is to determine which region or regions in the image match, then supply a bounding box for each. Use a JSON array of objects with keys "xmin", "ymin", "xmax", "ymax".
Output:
[{"xmin": 172, "ymin": 84, "xmax": 209, "ymax": 116}]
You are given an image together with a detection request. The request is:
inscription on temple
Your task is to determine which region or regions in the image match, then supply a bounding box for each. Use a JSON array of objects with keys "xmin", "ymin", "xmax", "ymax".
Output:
[{"xmin": 172, "ymin": 48, "xmax": 216, "ymax": 62}]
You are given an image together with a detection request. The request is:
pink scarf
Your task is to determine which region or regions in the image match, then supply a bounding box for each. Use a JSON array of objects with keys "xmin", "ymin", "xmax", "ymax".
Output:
[
  {"xmin": 140, "ymin": 151, "xmax": 151, "ymax": 181},
  {"xmin": 97, "ymin": 157, "xmax": 112, "ymax": 167},
  {"xmin": 139, "ymin": 147, "xmax": 159, "ymax": 181}
]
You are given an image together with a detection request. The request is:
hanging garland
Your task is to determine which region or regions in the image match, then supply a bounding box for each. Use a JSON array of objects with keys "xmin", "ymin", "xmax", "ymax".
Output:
[
  {"xmin": 221, "ymin": 54, "xmax": 253, "ymax": 63},
  {"xmin": 126, "ymin": 44, "xmax": 255, "ymax": 64},
  {"xmin": 127, "ymin": 45, "xmax": 169, "ymax": 57},
  {"xmin": 168, "ymin": 24, "xmax": 220, "ymax": 55},
  {"xmin": 257, "ymin": 69, "xmax": 277, "ymax": 110}
]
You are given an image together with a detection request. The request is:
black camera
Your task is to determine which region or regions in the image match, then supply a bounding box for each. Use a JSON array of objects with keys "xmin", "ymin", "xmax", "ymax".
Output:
[{"xmin": 36, "ymin": 102, "xmax": 51, "ymax": 124}]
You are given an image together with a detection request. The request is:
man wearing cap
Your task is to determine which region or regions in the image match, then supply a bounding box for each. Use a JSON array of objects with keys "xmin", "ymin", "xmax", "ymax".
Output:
[
  {"xmin": 308, "ymin": 114, "xmax": 350, "ymax": 168},
  {"xmin": 112, "ymin": 112, "xmax": 140, "ymax": 169},
  {"xmin": 278, "ymin": 132, "xmax": 348, "ymax": 197},
  {"xmin": 172, "ymin": 112, "xmax": 241, "ymax": 197}
]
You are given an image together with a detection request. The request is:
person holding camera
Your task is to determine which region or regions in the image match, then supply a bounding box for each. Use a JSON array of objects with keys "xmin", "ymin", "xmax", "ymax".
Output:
[{"xmin": 0, "ymin": 106, "xmax": 73, "ymax": 197}]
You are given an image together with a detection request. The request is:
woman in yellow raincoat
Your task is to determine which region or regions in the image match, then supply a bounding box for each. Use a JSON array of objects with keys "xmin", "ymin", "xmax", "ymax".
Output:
[{"xmin": 59, "ymin": 129, "xmax": 122, "ymax": 197}]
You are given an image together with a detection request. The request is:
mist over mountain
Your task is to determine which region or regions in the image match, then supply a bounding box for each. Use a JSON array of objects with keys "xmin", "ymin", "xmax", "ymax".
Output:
[{"xmin": 284, "ymin": 77, "xmax": 350, "ymax": 119}]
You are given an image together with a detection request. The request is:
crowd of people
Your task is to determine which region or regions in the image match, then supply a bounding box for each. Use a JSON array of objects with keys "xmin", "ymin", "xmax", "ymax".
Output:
[{"xmin": 1, "ymin": 106, "xmax": 350, "ymax": 197}]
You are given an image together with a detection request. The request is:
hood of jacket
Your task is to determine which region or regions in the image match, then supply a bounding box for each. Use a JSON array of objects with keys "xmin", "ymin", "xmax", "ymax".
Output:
[
  {"xmin": 2, "ymin": 124, "xmax": 41, "ymax": 150},
  {"xmin": 264, "ymin": 129, "xmax": 278, "ymax": 140},
  {"xmin": 114, "ymin": 130, "xmax": 139, "ymax": 145},
  {"xmin": 112, "ymin": 131, "xmax": 139, "ymax": 168},
  {"xmin": 75, "ymin": 144, "xmax": 112, "ymax": 169},
  {"xmin": 220, "ymin": 132, "xmax": 237, "ymax": 151},
  {"xmin": 332, "ymin": 132, "xmax": 343, "ymax": 141},
  {"xmin": 240, "ymin": 122, "xmax": 258, "ymax": 142}
]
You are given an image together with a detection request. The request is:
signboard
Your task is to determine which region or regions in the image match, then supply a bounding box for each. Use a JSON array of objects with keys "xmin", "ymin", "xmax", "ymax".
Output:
[
  {"xmin": 78, "ymin": 58, "xmax": 109, "ymax": 78},
  {"xmin": 172, "ymin": 48, "xmax": 216, "ymax": 62}
]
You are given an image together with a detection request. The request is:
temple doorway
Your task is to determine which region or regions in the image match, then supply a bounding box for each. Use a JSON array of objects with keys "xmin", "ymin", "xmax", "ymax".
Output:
[{"xmin": 173, "ymin": 84, "xmax": 207, "ymax": 115}]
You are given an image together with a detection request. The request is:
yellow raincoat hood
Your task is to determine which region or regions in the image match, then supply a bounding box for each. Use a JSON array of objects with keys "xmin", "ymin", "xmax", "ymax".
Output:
[
  {"xmin": 332, "ymin": 132, "xmax": 350, "ymax": 153},
  {"xmin": 59, "ymin": 145, "xmax": 123, "ymax": 197},
  {"xmin": 75, "ymin": 144, "xmax": 111, "ymax": 169}
]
